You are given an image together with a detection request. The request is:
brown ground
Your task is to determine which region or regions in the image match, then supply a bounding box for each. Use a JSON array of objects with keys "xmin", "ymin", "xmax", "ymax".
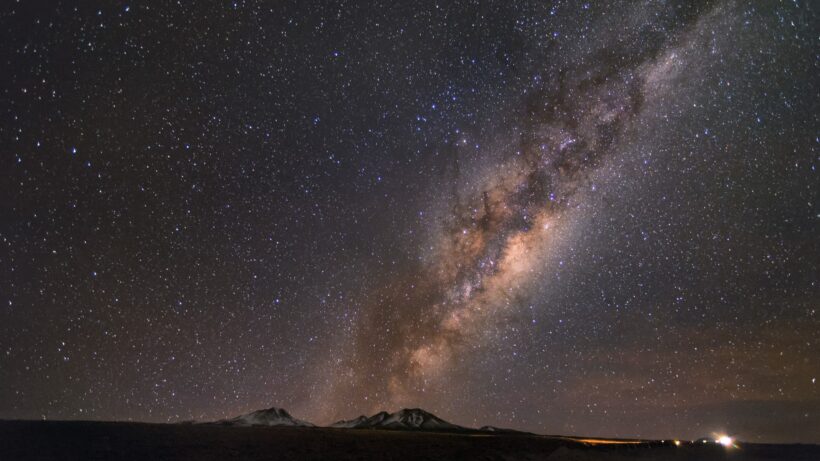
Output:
[{"xmin": 0, "ymin": 420, "xmax": 816, "ymax": 460}]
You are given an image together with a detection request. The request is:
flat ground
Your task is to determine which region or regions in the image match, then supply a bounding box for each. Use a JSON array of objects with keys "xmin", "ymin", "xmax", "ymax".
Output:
[{"xmin": 0, "ymin": 420, "xmax": 816, "ymax": 461}]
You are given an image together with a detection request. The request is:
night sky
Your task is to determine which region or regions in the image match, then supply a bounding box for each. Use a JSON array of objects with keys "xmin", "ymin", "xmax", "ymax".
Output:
[{"xmin": 1, "ymin": 0, "xmax": 818, "ymax": 444}]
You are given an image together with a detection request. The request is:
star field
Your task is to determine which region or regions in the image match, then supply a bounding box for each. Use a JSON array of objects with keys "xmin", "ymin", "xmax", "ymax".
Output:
[{"xmin": 1, "ymin": 0, "xmax": 818, "ymax": 443}]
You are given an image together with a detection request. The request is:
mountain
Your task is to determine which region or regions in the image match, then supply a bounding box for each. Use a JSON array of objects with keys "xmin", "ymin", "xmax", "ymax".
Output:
[
  {"xmin": 217, "ymin": 406, "xmax": 523, "ymax": 434},
  {"xmin": 330, "ymin": 415, "xmax": 370, "ymax": 428},
  {"xmin": 331, "ymin": 408, "xmax": 466, "ymax": 432},
  {"xmin": 220, "ymin": 407, "xmax": 314, "ymax": 427},
  {"xmin": 479, "ymin": 425, "xmax": 532, "ymax": 434}
]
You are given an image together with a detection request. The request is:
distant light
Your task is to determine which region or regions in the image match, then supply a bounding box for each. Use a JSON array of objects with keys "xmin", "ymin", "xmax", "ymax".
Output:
[
  {"xmin": 717, "ymin": 435, "xmax": 734, "ymax": 447},
  {"xmin": 674, "ymin": 440, "xmax": 681, "ymax": 446}
]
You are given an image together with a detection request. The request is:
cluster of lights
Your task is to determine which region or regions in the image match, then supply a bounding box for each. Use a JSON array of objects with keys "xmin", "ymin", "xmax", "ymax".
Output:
[
  {"xmin": 668, "ymin": 435, "xmax": 736, "ymax": 449},
  {"xmin": 717, "ymin": 435, "xmax": 735, "ymax": 448}
]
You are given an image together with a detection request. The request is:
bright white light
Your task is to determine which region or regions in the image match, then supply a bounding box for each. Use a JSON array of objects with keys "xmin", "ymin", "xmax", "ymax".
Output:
[{"xmin": 717, "ymin": 435, "xmax": 734, "ymax": 447}]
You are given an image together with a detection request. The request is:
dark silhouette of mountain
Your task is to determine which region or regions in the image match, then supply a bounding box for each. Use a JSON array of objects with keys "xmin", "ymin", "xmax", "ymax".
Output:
[
  {"xmin": 218, "ymin": 406, "xmax": 314, "ymax": 427},
  {"xmin": 479, "ymin": 425, "xmax": 532, "ymax": 434},
  {"xmin": 331, "ymin": 408, "xmax": 467, "ymax": 432}
]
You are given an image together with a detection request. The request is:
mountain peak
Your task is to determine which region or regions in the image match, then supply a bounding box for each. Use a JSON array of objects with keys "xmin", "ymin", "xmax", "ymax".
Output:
[
  {"xmin": 255, "ymin": 407, "xmax": 292, "ymax": 418},
  {"xmin": 222, "ymin": 406, "xmax": 314, "ymax": 427},
  {"xmin": 396, "ymin": 408, "xmax": 434, "ymax": 415},
  {"xmin": 331, "ymin": 408, "xmax": 464, "ymax": 432}
]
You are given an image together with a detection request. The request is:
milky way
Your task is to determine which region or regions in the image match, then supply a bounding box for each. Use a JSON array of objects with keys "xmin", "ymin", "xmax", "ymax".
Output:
[
  {"xmin": 1, "ymin": 0, "xmax": 818, "ymax": 444},
  {"xmin": 325, "ymin": 0, "xmax": 718, "ymax": 412}
]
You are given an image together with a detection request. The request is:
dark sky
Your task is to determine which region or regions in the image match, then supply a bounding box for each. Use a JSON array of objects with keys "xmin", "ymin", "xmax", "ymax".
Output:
[{"xmin": 1, "ymin": 0, "xmax": 818, "ymax": 444}]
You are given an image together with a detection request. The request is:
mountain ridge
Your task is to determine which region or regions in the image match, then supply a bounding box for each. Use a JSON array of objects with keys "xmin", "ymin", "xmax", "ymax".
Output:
[
  {"xmin": 219, "ymin": 406, "xmax": 314, "ymax": 427},
  {"xmin": 330, "ymin": 408, "xmax": 465, "ymax": 432},
  {"xmin": 217, "ymin": 406, "xmax": 527, "ymax": 434}
]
